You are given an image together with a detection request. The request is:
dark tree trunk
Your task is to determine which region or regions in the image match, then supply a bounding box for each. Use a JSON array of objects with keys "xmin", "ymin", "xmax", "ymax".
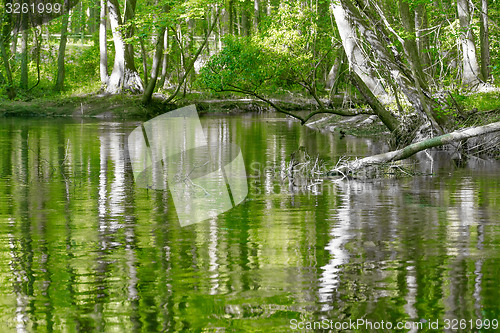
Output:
[
  {"xmin": 20, "ymin": 13, "xmax": 29, "ymax": 89},
  {"xmin": 400, "ymin": 1, "xmax": 427, "ymax": 90},
  {"xmin": 479, "ymin": 0, "xmax": 491, "ymax": 81},
  {"xmin": 54, "ymin": 11, "xmax": 70, "ymax": 91},
  {"xmin": 1, "ymin": 11, "xmax": 15, "ymax": 98},
  {"xmin": 228, "ymin": 0, "xmax": 234, "ymax": 35},
  {"xmin": 350, "ymin": 72, "xmax": 399, "ymax": 133},
  {"xmin": 1, "ymin": 38, "xmax": 15, "ymax": 99},
  {"xmin": 140, "ymin": 37, "xmax": 148, "ymax": 86},
  {"xmin": 10, "ymin": 33, "xmax": 17, "ymax": 55},
  {"xmin": 415, "ymin": 4, "xmax": 431, "ymax": 74},
  {"xmin": 241, "ymin": 1, "xmax": 250, "ymax": 36},
  {"xmin": 142, "ymin": 27, "xmax": 166, "ymax": 104}
]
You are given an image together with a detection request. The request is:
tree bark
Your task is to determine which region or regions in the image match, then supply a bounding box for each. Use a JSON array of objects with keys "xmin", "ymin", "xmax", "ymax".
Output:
[
  {"xmin": 54, "ymin": 11, "xmax": 70, "ymax": 91},
  {"xmin": 99, "ymin": 0, "xmax": 109, "ymax": 85},
  {"xmin": 415, "ymin": 4, "xmax": 431, "ymax": 74},
  {"xmin": 241, "ymin": 1, "xmax": 250, "ymax": 36},
  {"xmin": 228, "ymin": 0, "xmax": 234, "ymax": 35},
  {"xmin": 10, "ymin": 33, "xmax": 17, "ymax": 55},
  {"xmin": 142, "ymin": 27, "xmax": 166, "ymax": 104},
  {"xmin": 158, "ymin": 28, "xmax": 169, "ymax": 88},
  {"xmin": 331, "ymin": 2, "xmax": 387, "ymax": 97},
  {"xmin": 0, "ymin": 13, "xmax": 15, "ymax": 99},
  {"xmin": 140, "ymin": 37, "xmax": 148, "ymax": 86},
  {"xmin": 399, "ymin": 1, "xmax": 442, "ymax": 132},
  {"xmin": 106, "ymin": 0, "xmax": 143, "ymax": 94},
  {"xmin": 350, "ymin": 72, "xmax": 399, "ymax": 132},
  {"xmin": 1, "ymin": 41, "xmax": 15, "ymax": 99},
  {"xmin": 339, "ymin": 0, "xmax": 445, "ymax": 137},
  {"xmin": 479, "ymin": 0, "xmax": 491, "ymax": 81},
  {"xmin": 457, "ymin": 0, "xmax": 481, "ymax": 86},
  {"xmin": 399, "ymin": 1, "xmax": 428, "ymax": 91},
  {"xmin": 331, "ymin": 121, "xmax": 500, "ymax": 174},
  {"xmin": 253, "ymin": 0, "xmax": 260, "ymax": 32},
  {"xmin": 20, "ymin": 14, "xmax": 29, "ymax": 89}
]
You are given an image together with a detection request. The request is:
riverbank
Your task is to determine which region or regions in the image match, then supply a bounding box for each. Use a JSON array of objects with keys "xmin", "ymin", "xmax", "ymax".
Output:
[
  {"xmin": 1, "ymin": 91, "xmax": 499, "ymax": 141},
  {"xmin": 0, "ymin": 92, "xmax": 331, "ymax": 120}
]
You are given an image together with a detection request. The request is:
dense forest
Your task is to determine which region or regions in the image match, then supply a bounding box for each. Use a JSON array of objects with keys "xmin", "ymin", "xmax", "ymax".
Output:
[{"xmin": 1, "ymin": 0, "xmax": 500, "ymax": 147}]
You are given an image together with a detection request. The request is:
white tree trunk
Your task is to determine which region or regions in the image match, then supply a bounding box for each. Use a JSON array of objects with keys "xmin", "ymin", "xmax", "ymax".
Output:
[
  {"xmin": 106, "ymin": 0, "xmax": 143, "ymax": 94},
  {"xmin": 331, "ymin": 3, "xmax": 387, "ymax": 97},
  {"xmin": 99, "ymin": 0, "xmax": 108, "ymax": 85},
  {"xmin": 457, "ymin": 0, "xmax": 481, "ymax": 86}
]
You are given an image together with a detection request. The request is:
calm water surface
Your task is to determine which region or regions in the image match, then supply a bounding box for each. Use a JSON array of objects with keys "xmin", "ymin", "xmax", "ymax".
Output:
[{"xmin": 0, "ymin": 115, "xmax": 499, "ymax": 332}]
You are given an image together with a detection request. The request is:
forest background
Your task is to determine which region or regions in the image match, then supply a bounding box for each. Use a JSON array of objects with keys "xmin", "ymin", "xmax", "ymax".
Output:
[{"xmin": 1, "ymin": 0, "xmax": 500, "ymax": 151}]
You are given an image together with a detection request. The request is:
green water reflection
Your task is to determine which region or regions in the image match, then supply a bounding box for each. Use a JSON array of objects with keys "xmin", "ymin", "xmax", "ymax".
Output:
[{"xmin": 0, "ymin": 115, "xmax": 499, "ymax": 332}]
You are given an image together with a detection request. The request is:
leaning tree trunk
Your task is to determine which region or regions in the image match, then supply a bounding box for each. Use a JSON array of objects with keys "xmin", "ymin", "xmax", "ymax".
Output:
[
  {"xmin": 142, "ymin": 27, "xmax": 166, "ymax": 104},
  {"xmin": 349, "ymin": 72, "xmax": 399, "ymax": 132},
  {"xmin": 457, "ymin": 0, "xmax": 481, "ymax": 86},
  {"xmin": 105, "ymin": 0, "xmax": 143, "ymax": 94},
  {"xmin": 337, "ymin": 0, "xmax": 446, "ymax": 140},
  {"xmin": 139, "ymin": 36, "xmax": 148, "ymax": 86},
  {"xmin": 399, "ymin": 0, "xmax": 442, "ymax": 132},
  {"xmin": 54, "ymin": 11, "xmax": 70, "ymax": 91},
  {"xmin": 331, "ymin": 2, "xmax": 387, "ymax": 97},
  {"xmin": 399, "ymin": 1, "xmax": 427, "ymax": 91}
]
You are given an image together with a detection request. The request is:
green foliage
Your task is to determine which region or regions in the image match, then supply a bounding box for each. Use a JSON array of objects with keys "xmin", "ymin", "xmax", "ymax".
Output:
[
  {"xmin": 258, "ymin": 1, "xmax": 331, "ymax": 85},
  {"xmin": 457, "ymin": 91, "xmax": 500, "ymax": 112},
  {"xmin": 198, "ymin": 1, "xmax": 333, "ymax": 98},
  {"xmin": 197, "ymin": 36, "xmax": 282, "ymax": 94}
]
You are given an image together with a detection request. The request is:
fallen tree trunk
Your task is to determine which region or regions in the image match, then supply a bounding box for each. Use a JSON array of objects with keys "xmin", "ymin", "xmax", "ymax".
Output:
[{"xmin": 330, "ymin": 121, "xmax": 500, "ymax": 174}]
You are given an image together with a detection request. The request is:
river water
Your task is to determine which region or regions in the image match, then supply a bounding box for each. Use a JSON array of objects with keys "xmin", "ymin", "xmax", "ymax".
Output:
[{"xmin": 0, "ymin": 115, "xmax": 499, "ymax": 332}]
